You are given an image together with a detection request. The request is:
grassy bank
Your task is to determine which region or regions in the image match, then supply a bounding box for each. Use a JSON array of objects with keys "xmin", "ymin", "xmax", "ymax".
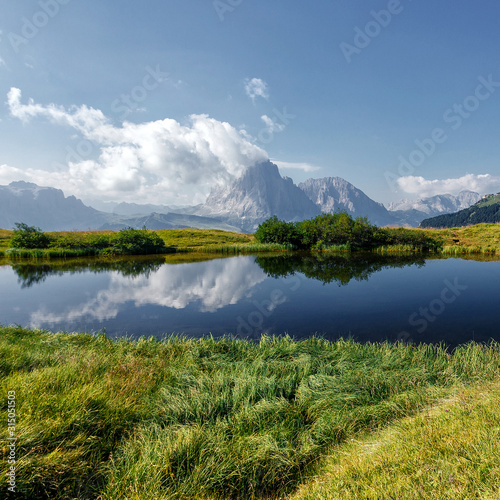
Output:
[
  {"xmin": 0, "ymin": 228, "xmax": 288, "ymax": 259},
  {"xmin": 420, "ymin": 223, "xmax": 500, "ymax": 255},
  {"xmin": 292, "ymin": 380, "xmax": 500, "ymax": 499},
  {"xmin": 1, "ymin": 327, "xmax": 499, "ymax": 499},
  {"xmin": 1, "ymin": 223, "xmax": 499, "ymax": 259}
]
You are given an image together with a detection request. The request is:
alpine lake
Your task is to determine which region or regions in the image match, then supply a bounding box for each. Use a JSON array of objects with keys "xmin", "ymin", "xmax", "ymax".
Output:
[{"xmin": 1, "ymin": 252, "xmax": 499, "ymax": 347}]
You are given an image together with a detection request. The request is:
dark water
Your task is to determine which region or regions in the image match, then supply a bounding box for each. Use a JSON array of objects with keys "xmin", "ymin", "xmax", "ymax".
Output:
[{"xmin": 0, "ymin": 253, "xmax": 499, "ymax": 346}]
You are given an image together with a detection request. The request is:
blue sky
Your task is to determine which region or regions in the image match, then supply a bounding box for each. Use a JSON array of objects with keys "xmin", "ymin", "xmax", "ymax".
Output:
[{"xmin": 1, "ymin": 0, "xmax": 499, "ymax": 207}]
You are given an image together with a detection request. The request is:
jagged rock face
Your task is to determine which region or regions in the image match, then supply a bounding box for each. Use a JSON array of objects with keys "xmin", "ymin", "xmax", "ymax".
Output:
[
  {"xmin": 0, "ymin": 181, "xmax": 108, "ymax": 231},
  {"xmin": 387, "ymin": 191, "xmax": 481, "ymax": 215},
  {"xmin": 455, "ymin": 190, "xmax": 483, "ymax": 209},
  {"xmin": 298, "ymin": 177, "xmax": 396, "ymax": 227},
  {"xmin": 201, "ymin": 161, "xmax": 320, "ymax": 230}
]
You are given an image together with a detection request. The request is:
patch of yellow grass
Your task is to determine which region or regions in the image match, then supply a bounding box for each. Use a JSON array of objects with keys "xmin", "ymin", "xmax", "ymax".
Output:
[
  {"xmin": 154, "ymin": 228, "xmax": 254, "ymax": 249},
  {"xmin": 292, "ymin": 380, "xmax": 500, "ymax": 499},
  {"xmin": 0, "ymin": 229, "xmax": 13, "ymax": 251},
  {"xmin": 422, "ymin": 223, "xmax": 500, "ymax": 254}
]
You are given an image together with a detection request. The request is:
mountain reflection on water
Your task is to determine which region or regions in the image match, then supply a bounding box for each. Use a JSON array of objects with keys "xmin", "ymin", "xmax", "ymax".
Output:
[
  {"xmin": 1, "ymin": 253, "xmax": 498, "ymax": 345},
  {"xmin": 11, "ymin": 257, "xmax": 165, "ymax": 289},
  {"xmin": 10, "ymin": 253, "xmax": 424, "ymax": 289}
]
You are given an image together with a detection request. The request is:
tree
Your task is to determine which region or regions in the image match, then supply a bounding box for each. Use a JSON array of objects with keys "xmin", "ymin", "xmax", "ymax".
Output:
[
  {"xmin": 111, "ymin": 227, "xmax": 167, "ymax": 255},
  {"xmin": 254, "ymin": 216, "xmax": 303, "ymax": 247},
  {"xmin": 10, "ymin": 223, "xmax": 52, "ymax": 249}
]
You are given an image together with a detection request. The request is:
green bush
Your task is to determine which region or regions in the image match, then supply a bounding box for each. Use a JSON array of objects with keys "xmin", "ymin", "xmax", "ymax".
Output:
[
  {"xmin": 111, "ymin": 227, "xmax": 167, "ymax": 255},
  {"xmin": 254, "ymin": 216, "xmax": 303, "ymax": 248},
  {"xmin": 297, "ymin": 212, "xmax": 371, "ymax": 248},
  {"xmin": 9, "ymin": 223, "xmax": 52, "ymax": 249},
  {"xmin": 255, "ymin": 213, "xmax": 441, "ymax": 252}
]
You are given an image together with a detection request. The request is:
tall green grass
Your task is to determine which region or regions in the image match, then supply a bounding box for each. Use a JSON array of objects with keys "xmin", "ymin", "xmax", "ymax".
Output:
[
  {"xmin": 1, "ymin": 327, "xmax": 499, "ymax": 499},
  {"xmin": 196, "ymin": 242, "xmax": 293, "ymax": 253},
  {"xmin": 373, "ymin": 244, "xmax": 433, "ymax": 254},
  {"xmin": 292, "ymin": 380, "xmax": 500, "ymax": 499},
  {"xmin": 441, "ymin": 244, "xmax": 497, "ymax": 256},
  {"xmin": 5, "ymin": 247, "xmax": 102, "ymax": 259}
]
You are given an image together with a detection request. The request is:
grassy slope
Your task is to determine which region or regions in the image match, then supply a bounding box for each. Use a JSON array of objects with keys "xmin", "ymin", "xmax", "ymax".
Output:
[
  {"xmin": 421, "ymin": 223, "xmax": 500, "ymax": 254},
  {"xmin": 292, "ymin": 381, "xmax": 500, "ymax": 499},
  {"xmin": 1, "ymin": 327, "xmax": 499, "ymax": 499},
  {"xmin": 0, "ymin": 224, "xmax": 499, "ymax": 257},
  {"xmin": 0, "ymin": 229, "xmax": 12, "ymax": 252},
  {"xmin": 155, "ymin": 228, "xmax": 253, "ymax": 249},
  {"xmin": 0, "ymin": 228, "xmax": 263, "ymax": 257},
  {"xmin": 476, "ymin": 193, "xmax": 500, "ymax": 208}
]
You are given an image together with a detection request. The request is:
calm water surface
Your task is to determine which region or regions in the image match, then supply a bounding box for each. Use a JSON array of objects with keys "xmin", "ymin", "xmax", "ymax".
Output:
[{"xmin": 0, "ymin": 254, "xmax": 498, "ymax": 346}]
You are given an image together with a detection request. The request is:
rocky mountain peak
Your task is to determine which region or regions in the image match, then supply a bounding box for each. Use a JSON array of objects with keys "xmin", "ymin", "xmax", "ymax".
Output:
[
  {"xmin": 201, "ymin": 160, "xmax": 320, "ymax": 231},
  {"xmin": 298, "ymin": 177, "xmax": 396, "ymax": 226}
]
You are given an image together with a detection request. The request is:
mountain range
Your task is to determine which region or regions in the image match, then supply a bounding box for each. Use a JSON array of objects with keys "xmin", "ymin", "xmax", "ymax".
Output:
[
  {"xmin": 419, "ymin": 193, "xmax": 500, "ymax": 228},
  {"xmin": 387, "ymin": 191, "xmax": 482, "ymax": 227},
  {"xmin": 0, "ymin": 162, "xmax": 484, "ymax": 232},
  {"xmin": 199, "ymin": 161, "xmax": 320, "ymax": 232},
  {"xmin": 0, "ymin": 181, "xmax": 109, "ymax": 231}
]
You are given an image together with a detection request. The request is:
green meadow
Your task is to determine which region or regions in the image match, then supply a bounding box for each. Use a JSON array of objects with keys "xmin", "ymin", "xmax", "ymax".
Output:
[
  {"xmin": 0, "ymin": 222, "xmax": 499, "ymax": 260},
  {"xmin": 1, "ymin": 327, "xmax": 499, "ymax": 499}
]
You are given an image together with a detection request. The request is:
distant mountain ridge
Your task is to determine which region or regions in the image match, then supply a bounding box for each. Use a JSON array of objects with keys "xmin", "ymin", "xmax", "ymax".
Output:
[
  {"xmin": 387, "ymin": 191, "xmax": 481, "ymax": 214},
  {"xmin": 0, "ymin": 181, "xmax": 109, "ymax": 231},
  {"xmin": 101, "ymin": 212, "xmax": 242, "ymax": 232},
  {"xmin": 0, "ymin": 182, "xmax": 242, "ymax": 232},
  {"xmin": 386, "ymin": 191, "xmax": 481, "ymax": 228},
  {"xmin": 112, "ymin": 202, "xmax": 199, "ymax": 217},
  {"xmin": 419, "ymin": 193, "xmax": 500, "ymax": 228},
  {"xmin": 0, "ymin": 168, "xmax": 484, "ymax": 233}
]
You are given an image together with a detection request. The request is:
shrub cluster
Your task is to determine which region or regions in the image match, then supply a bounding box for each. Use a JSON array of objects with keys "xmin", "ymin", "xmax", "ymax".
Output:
[
  {"xmin": 111, "ymin": 227, "xmax": 166, "ymax": 255},
  {"xmin": 9, "ymin": 223, "xmax": 52, "ymax": 249},
  {"xmin": 255, "ymin": 213, "xmax": 440, "ymax": 251},
  {"xmin": 9, "ymin": 224, "xmax": 167, "ymax": 255}
]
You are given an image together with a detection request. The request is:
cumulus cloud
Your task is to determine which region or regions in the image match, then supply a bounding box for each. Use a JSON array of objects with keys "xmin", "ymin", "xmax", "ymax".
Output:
[
  {"xmin": 6, "ymin": 88, "xmax": 268, "ymax": 204},
  {"xmin": 273, "ymin": 160, "xmax": 321, "ymax": 173},
  {"xmin": 397, "ymin": 173, "xmax": 500, "ymax": 198},
  {"xmin": 244, "ymin": 77, "xmax": 269, "ymax": 102}
]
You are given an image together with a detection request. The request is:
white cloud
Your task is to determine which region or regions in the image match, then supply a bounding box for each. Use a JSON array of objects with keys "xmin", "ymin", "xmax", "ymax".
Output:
[
  {"xmin": 273, "ymin": 160, "xmax": 321, "ymax": 173},
  {"xmin": 244, "ymin": 77, "xmax": 269, "ymax": 102},
  {"xmin": 0, "ymin": 56, "xmax": 6, "ymax": 68},
  {"xmin": 5, "ymin": 88, "xmax": 268, "ymax": 205},
  {"xmin": 30, "ymin": 257, "xmax": 267, "ymax": 327},
  {"xmin": 260, "ymin": 114, "xmax": 285, "ymax": 133},
  {"xmin": 397, "ymin": 173, "xmax": 500, "ymax": 198}
]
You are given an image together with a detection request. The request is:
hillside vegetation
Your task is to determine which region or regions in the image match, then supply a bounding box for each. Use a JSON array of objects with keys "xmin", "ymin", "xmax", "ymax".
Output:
[
  {"xmin": 1, "ymin": 327, "xmax": 499, "ymax": 499},
  {"xmin": 255, "ymin": 213, "xmax": 440, "ymax": 251},
  {"xmin": 420, "ymin": 194, "xmax": 500, "ymax": 228},
  {"xmin": 1, "ymin": 220, "xmax": 499, "ymax": 259},
  {"xmin": 419, "ymin": 223, "xmax": 500, "ymax": 256}
]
